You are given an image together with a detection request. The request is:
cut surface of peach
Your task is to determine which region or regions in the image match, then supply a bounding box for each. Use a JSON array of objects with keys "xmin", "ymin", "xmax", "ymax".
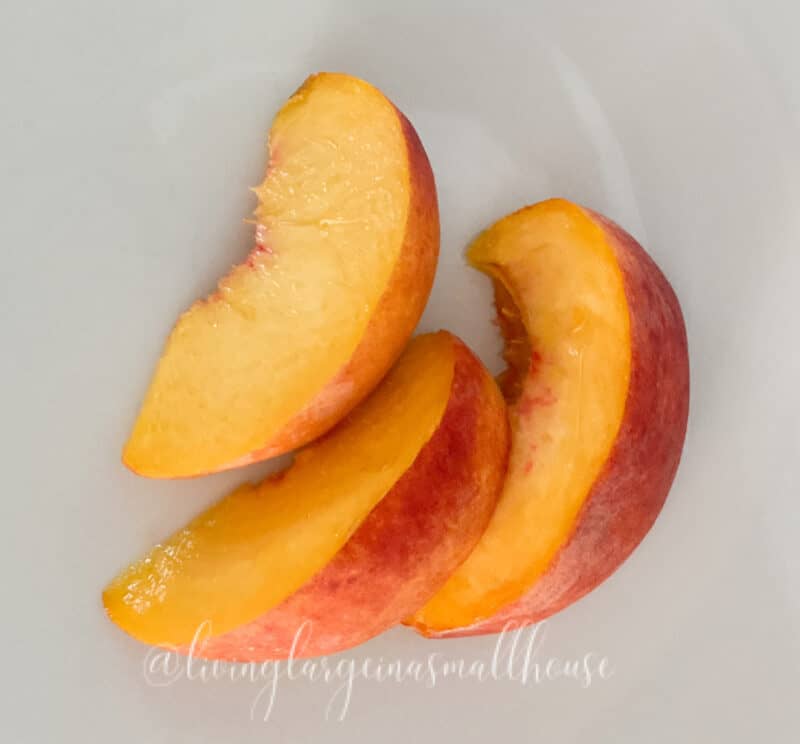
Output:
[
  {"xmin": 123, "ymin": 73, "xmax": 438, "ymax": 477},
  {"xmin": 105, "ymin": 334, "xmax": 457, "ymax": 647},
  {"xmin": 411, "ymin": 199, "xmax": 631, "ymax": 631}
]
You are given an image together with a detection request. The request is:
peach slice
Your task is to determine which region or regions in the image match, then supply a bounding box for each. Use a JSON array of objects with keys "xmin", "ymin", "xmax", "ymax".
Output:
[
  {"xmin": 123, "ymin": 73, "xmax": 438, "ymax": 478},
  {"xmin": 409, "ymin": 199, "xmax": 689, "ymax": 636},
  {"xmin": 104, "ymin": 332, "xmax": 509, "ymax": 660}
]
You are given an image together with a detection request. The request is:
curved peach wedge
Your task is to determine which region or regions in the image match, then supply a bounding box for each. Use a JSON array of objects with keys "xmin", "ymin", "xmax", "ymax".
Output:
[
  {"xmin": 104, "ymin": 332, "xmax": 509, "ymax": 660},
  {"xmin": 409, "ymin": 199, "xmax": 689, "ymax": 637},
  {"xmin": 123, "ymin": 73, "xmax": 439, "ymax": 478}
]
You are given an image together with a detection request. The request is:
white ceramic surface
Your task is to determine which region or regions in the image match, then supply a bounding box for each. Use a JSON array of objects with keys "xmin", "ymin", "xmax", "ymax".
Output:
[{"xmin": 3, "ymin": 1, "xmax": 798, "ymax": 741}]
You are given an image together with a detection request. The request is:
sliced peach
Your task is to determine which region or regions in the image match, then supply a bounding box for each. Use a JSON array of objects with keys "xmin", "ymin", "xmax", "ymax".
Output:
[
  {"xmin": 409, "ymin": 199, "xmax": 689, "ymax": 636},
  {"xmin": 104, "ymin": 332, "xmax": 509, "ymax": 659},
  {"xmin": 123, "ymin": 73, "xmax": 438, "ymax": 478}
]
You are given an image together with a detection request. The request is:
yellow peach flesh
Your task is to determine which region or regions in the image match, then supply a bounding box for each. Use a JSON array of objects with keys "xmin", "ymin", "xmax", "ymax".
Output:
[
  {"xmin": 105, "ymin": 334, "xmax": 454, "ymax": 646},
  {"xmin": 123, "ymin": 74, "xmax": 410, "ymax": 477},
  {"xmin": 411, "ymin": 200, "xmax": 631, "ymax": 630}
]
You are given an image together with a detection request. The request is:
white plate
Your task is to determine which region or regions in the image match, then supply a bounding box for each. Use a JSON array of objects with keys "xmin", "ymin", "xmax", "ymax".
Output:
[{"xmin": 3, "ymin": 1, "xmax": 798, "ymax": 741}]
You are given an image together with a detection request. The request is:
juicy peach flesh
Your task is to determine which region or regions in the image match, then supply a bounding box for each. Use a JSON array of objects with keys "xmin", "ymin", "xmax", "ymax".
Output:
[
  {"xmin": 123, "ymin": 74, "xmax": 416, "ymax": 478},
  {"xmin": 410, "ymin": 199, "xmax": 631, "ymax": 632},
  {"xmin": 105, "ymin": 333, "xmax": 455, "ymax": 647}
]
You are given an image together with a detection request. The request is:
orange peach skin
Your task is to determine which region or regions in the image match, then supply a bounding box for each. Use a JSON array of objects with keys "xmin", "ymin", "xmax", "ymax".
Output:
[
  {"xmin": 415, "ymin": 209, "xmax": 689, "ymax": 637},
  {"xmin": 184, "ymin": 336, "xmax": 509, "ymax": 660},
  {"xmin": 228, "ymin": 113, "xmax": 439, "ymax": 467}
]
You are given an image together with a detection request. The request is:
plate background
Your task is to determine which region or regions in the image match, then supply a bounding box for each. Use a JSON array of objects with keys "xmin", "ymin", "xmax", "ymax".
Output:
[{"xmin": 2, "ymin": 1, "xmax": 798, "ymax": 741}]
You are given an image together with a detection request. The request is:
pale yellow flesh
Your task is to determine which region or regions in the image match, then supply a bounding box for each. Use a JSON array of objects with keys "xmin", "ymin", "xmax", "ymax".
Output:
[
  {"xmin": 105, "ymin": 334, "xmax": 454, "ymax": 646},
  {"xmin": 124, "ymin": 74, "xmax": 409, "ymax": 477},
  {"xmin": 412, "ymin": 200, "xmax": 631, "ymax": 630}
]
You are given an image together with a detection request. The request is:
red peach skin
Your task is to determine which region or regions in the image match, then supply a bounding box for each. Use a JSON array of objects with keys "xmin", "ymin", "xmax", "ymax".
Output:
[
  {"xmin": 185, "ymin": 336, "xmax": 509, "ymax": 659},
  {"xmin": 417, "ymin": 208, "xmax": 689, "ymax": 637}
]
